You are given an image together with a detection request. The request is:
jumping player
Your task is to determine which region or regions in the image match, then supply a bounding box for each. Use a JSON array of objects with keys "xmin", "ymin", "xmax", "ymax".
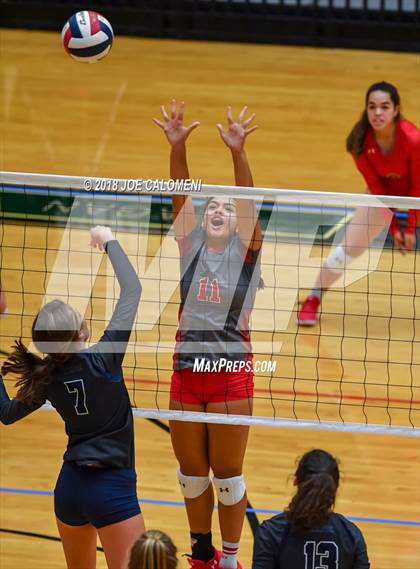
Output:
[
  {"xmin": 154, "ymin": 100, "xmax": 261, "ymax": 569},
  {"xmin": 0, "ymin": 226, "xmax": 144, "ymax": 569},
  {"xmin": 252, "ymin": 449, "xmax": 370, "ymax": 569},
  {"xmin": 298, "ymin": 82, "xmax": 419, "ymax": 325}
]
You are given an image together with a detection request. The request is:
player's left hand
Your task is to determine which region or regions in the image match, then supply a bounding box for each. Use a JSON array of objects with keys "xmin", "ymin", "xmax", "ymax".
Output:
[{"xmin": 217, "ymin": 106, "xmax": 258, "ymax": 153}]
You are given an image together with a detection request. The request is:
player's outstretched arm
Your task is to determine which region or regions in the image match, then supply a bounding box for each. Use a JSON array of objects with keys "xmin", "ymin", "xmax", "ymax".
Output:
[
  {"xmin": 90, "ymin": 226, "xmax": 141, "ymax": 372},
  {"xmin": 217, "ymin": 106, "xmax": 262, "ymax": 251},
  {"xmin": 153, "ymin": 99, "xmax": 199, "ymax": 240},
  {"xmin": 0, "ymin": 373, "xmax": 44, "ymax": 424}
]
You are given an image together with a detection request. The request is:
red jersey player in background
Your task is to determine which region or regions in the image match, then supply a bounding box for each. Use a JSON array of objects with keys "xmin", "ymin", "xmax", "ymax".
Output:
[{"xmin": 298, "ymin": 81, "xmax": 419, "ymax": 325}]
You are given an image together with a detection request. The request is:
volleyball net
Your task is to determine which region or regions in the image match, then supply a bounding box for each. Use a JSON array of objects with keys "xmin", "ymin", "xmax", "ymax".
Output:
[{"xmin": 0, "ymin": 171, "xmax": 419, "ymax": 436}]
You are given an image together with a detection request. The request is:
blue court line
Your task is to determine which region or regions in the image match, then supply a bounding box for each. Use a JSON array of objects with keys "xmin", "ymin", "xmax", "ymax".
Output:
[{"xmin": 1, "ymin": 487, "xmax": 418, "ymax": 527}]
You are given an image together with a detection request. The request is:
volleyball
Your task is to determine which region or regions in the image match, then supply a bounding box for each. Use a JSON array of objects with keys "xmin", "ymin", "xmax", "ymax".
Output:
[{"xmin": 61, "ymin": 11, "xmax": 114, "ymax": 63}]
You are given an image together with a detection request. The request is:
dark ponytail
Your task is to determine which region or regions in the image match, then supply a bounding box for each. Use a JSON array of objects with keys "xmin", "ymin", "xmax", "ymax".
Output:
[
  {"xmin": 1, "ymin": 340, "xmax": 56, "ymax": 405},
  {"xmin": 346, "ymin": 81, "xmax": 401, "ymax": 156},
  {"xmin": 346, "ymin": 112, "xmax": 370, "ymax": 157},
  {"xmin": 285, "ymin": 449, "xmax": 339, "ymax": 531},
  {"xmin": 1, "ymin": 300, "xmax": 83, "ymax": 406}
]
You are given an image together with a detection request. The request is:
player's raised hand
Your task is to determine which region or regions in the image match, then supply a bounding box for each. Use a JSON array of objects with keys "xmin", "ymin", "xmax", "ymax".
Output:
[
  {"xmin": 153, "ymin": 99, "xmax": 200, "ymax": 147},
  {"xmin": 217, "ymin": 106, "xmax": 258, "ymax": 153},
  {"xmin": 90, "ymin": 226, "xmax": 114, "ymax": 251}
]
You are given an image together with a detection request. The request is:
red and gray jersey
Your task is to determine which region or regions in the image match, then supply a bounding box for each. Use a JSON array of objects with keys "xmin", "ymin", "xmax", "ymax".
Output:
[{"xmin": 174, "ymin": 226, "xmax": 261, "ymax": 370}]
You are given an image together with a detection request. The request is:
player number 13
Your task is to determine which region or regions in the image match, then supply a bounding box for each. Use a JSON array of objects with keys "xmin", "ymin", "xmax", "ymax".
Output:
[{"xmin": 304, "ymin": 541, "xmax": 339, "ymax": 569}]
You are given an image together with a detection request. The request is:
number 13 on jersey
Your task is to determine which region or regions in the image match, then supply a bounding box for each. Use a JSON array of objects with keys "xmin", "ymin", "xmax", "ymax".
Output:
[{"xmin": 304, "ymin": 541, "xmax": 339, "ymax": 569}]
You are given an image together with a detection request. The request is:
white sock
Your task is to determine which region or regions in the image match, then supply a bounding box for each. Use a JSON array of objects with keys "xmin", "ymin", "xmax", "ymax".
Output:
[
  {"xmin": 219, "ymin": 540, "xmax": 239, "ymax": 568},
  {"xmin": 311, "ymin": 287, "xmax": 322, "ymax": 299}
]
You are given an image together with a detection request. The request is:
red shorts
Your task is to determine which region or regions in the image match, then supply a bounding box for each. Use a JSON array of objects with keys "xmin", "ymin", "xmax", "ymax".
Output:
[{"xmin": 170, "ymin": 367, "xmax": 254, "ymax": 405}]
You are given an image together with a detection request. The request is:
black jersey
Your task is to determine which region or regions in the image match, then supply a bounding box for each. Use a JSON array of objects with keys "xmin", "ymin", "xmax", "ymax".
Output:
[
  {"xmin": 252, "ymin": 512, "xmax": 370, "ymax": 569},
  {"xmin": 0, "ymin": 240, "xmax": 141, "ymax": 469},
  {"xmin": 175, "ymin": 225, "xmax": 261, "ymax": 370}
]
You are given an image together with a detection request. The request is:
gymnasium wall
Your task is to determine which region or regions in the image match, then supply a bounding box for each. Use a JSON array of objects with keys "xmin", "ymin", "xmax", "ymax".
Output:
[{"xmin": 1, "ymin": 0, "xmax": 419, "ymax": 52}]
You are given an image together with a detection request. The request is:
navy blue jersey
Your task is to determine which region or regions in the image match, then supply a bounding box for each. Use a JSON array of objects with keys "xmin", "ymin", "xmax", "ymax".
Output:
[
  {"xmin": 252, "ymin": 512, "xmax": 370, "ymax": 569},
  {"xmin": 174, "ymin": 225, "xmax": 261, "ymax": 370},
  {"xmin": 0, "ymin": 240, "xmax": 141, "ymax": 469}
]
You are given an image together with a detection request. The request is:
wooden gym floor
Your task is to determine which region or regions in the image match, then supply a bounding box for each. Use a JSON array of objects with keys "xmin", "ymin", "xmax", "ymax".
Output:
[{"xmin": 0, "ymin": 28, "xmax": 419, "ymax": 568}]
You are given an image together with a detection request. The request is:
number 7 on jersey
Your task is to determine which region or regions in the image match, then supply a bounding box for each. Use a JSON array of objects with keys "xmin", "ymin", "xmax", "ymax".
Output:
[{"xmin": 64, "ymin": 379, "xmax": 89, "ymax": 416}]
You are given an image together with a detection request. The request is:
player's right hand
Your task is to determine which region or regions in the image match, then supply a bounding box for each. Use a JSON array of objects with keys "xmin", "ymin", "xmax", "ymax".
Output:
[
  {"xmin": 153, "ymin": 99, "xmax": 199, "ymax": 147},
  {"xmin": 90, "ymin": 226, "xmax": 114, "ymax": 251}
]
